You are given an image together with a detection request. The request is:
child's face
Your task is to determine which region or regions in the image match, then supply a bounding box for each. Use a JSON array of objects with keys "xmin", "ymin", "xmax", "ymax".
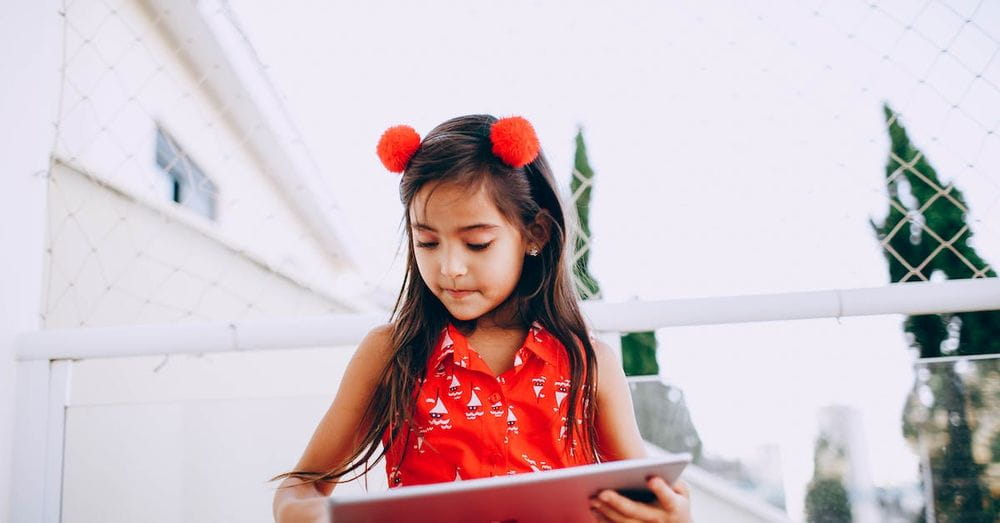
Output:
[{"xmin": 410, "ymin": 181, "xmax": 532, "ymax": 323}]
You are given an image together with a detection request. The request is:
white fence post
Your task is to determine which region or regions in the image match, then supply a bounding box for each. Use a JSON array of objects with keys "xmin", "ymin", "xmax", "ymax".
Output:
[
  {"xmin": 11, "ymin": 360, "xmax": 71, "ymax": 523},
  {"xmin": 44, "ymin": 361, "xmax": 71, "ymax": 523},
  {"xmin": 11, "ymin": 361, "xmax": 51, "ymax": 522},
  {"xmin": 1, "ymin": 0, "xmax": 62, "ymax": 520}
]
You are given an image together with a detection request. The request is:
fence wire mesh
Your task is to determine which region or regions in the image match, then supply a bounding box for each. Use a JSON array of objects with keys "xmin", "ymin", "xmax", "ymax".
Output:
[
  {"xmin": 31, "ymin": 1, "xmax": 1000, "ymax": 521},
  {"xmin": 42, "ymin": 0, "xmax": 1000, "ymax": 331},
  {"xmin": 45, "ymin": 0, "xmax": 360, "ymax": 328}
]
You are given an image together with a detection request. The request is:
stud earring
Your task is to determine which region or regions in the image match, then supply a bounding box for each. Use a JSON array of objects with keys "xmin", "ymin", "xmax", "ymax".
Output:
[{"xmin": 528, "ymin": 247, "xmax": 539, "ymax": 257}]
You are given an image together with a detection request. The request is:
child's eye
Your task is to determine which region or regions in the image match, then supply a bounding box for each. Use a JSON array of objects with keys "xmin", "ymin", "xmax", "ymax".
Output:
[
  {"xmin": 416, "ymin": 241, "xmax": 438, "ymax": 249},
  {"xmin": 468, "ymin": 242, "xmax": 493, "ymax": 251}
]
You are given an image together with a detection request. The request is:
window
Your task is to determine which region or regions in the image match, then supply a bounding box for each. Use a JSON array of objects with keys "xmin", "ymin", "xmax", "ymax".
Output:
[{"xmin": 155, "ymin": 127, "xmax": 218, "ymax": 220}]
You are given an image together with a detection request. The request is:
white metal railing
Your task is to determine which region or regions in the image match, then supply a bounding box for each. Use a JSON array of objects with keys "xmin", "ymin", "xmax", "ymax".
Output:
[
  {"xmin": 11, "ymin": 278, "xmax": 1000, "ymax": 523},
  {"xmin": 16, "ymin": 278, "xmax": 1000, "ymax": 361}
]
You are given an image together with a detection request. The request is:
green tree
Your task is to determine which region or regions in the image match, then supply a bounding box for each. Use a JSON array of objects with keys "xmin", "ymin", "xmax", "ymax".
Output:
[
  {"xmin": 565, "ymin": 130, "xmax": 705, "ymax": 460},
  {"xmin": 805, "ymin": 478, "xmax": 853, "ymax": 523},
  {"xmin": 806, "ymin": 433, "xmax": 854, "ymax": 522},
  {"xmin": 569, "ymin": 128, "xmax": 658, "ymax": 375},
  {"xmin": 570, "ymin": 128, "xmax": 601, "ymax": 302},
  {"xmin": 870, "ymin": 103, "xmax": 998, "ymax": 521}
]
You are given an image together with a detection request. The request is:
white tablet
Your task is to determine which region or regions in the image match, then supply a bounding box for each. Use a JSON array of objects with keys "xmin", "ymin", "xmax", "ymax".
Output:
[{"xmin": 328, "ymin": 453, "xmax": 691, "ymax": 523}]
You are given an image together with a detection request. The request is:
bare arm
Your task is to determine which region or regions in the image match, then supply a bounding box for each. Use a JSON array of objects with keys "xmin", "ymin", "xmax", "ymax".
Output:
[
  {"xmin": 590, "ymin": 337, "xmax": 693, "ymax": 522},
  {"xmin": 272, "ymin": 324, "xmax": 395, "ymax": 522},
  {"xmin": 593, "ymin": 337, "xmax": 647, "ymax": 461}
]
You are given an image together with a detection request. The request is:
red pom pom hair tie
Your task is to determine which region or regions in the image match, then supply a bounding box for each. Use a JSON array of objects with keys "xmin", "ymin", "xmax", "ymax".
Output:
[
  {"xmin": 377, "ymin": 125, "xmax": 421, "ymax": 173},
  {"xmin": 376, "ymin": 117, "xmax": 539, "ymax": 173},
  {"xmin": 490, "ymin": 116, "xmax": 540, "ymax": 168}
]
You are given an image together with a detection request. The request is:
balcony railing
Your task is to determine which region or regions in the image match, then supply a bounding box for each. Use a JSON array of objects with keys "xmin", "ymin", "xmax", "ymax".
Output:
[{"xmin": 12, "ymin": 278, "xmax": 1000, "ymax": 523}]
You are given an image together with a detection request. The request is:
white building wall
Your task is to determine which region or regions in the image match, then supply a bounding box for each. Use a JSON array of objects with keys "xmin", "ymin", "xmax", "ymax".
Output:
[
  {"xmin": 6, "ymin": 1, "xmax": 368, "ymax": 518},
  {"xmin": 1, "ymin": 1, "xmax": 63, "ymax": 520},
  {"xmin": 50, "ymin": 0, "xmax": 354, "ymax": 323},
  {"xmin": 61, "ymin": 346, "xmax": 383, "ymax": 523},
  {"xmin": 43, "ymin": 164, "xmax": 349, "ymax": 327}
]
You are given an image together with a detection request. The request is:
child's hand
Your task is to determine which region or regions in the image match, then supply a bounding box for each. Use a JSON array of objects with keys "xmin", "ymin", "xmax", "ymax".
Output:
[
  {"xmin": 274, "ymin": 497, "xmax": 330, "ymax": 523},
  {"xmin": 589, "ymin": 476, "xmax": 692, "ymax": 522}
]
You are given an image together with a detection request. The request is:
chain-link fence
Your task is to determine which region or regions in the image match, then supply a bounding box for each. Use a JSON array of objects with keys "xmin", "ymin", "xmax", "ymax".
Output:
[
  {"xmin": 44, "ymin": 0, "xmax": 366, "ymax": 328},
  {"xmin": 44, "ymin": 0, "xmax": 1000, "ymax": 330},
  {"xmin": 29, "ymin": 3, "xmax": 1000, "ymax": 520}
]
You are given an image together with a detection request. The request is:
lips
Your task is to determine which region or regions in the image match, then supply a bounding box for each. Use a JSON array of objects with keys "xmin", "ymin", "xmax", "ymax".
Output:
[{"xmin": 444, "ymin": 289, "xmax": 475, "ymax": 299}]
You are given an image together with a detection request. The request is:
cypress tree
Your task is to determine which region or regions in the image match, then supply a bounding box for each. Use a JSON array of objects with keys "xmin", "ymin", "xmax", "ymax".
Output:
[
  {"xmin": 570, "ymin": 127, "xmax": 602, "ymax": 301},
  {"xmin": 570, "ymin": 128, "xmax": 658, "ymax": 376},
  {"xmin": 568, "ymin": 127, "xmax": 703, "ymax": 461},
  {"xmin": 805, "ymin": 478, "xmax": 853, "ymax": 523},
  {"xmin": 870, "ymin": 103, "xmax": 997, "ymax": 521},
  {"xmin": 805, "ymin": 432, "xmax": 855, "ymax": 522}
]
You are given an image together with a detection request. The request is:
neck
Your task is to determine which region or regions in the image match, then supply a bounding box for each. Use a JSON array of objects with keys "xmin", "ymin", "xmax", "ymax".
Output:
[{"xmin": 472, "ymin": 297, "xmax": 526, "ymax": 332}]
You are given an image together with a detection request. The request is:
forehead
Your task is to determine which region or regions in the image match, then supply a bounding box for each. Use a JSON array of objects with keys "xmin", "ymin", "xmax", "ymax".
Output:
[{"xmin": 410, "ymin": 181, "xmax": 512, "ymax": 231}]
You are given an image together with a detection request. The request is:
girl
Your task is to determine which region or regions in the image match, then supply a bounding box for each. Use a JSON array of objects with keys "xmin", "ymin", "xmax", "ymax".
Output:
[{"xmin": 271, "ymin": 114, "xmax": 691, "ymax": 523}]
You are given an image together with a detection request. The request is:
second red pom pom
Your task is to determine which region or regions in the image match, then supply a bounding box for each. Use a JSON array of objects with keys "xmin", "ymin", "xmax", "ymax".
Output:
[
  {"xmin": 376, "ymin": 125, "xmax": 421, "ymax": 173},
  {"xmin": 490, "ymin": 116, "xmax": 540, "ymax": 168}
]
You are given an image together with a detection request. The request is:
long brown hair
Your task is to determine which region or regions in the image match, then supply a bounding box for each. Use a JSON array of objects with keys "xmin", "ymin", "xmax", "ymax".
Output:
[{"xmin": 272, "ymin": 114, "xmax": 601, "ymax": 487}]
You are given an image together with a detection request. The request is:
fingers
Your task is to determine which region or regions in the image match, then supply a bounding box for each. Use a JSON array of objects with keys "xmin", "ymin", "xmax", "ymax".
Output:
[
  {"xmin": 648, "ymin": 476, "xmax": 681, "ymax": 510},
  {"xmin": 591, "ymin": 489, "xmax": 659, "ymax": 522},
  {"xmin": 589, "ymin": 496, "xmax": 631, "ymax": 523},
  {"xmin": 672, "ymin": 479, "xmax": 691, "ymax": 498},
  {"xmin": 589, "ymin": 499, "xmax": 626, "ymax": 523}
]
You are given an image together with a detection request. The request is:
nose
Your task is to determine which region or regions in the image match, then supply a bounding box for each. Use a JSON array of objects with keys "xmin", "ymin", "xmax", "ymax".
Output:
[{"xmin": 440, "ymin": 245, "xmax": 467, "ymax": 280}]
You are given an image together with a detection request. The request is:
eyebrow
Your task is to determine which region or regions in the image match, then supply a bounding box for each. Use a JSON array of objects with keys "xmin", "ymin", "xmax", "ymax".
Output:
[{"xmin": 413, "ymin": 222, "xmax": 499, "ymax": 233}]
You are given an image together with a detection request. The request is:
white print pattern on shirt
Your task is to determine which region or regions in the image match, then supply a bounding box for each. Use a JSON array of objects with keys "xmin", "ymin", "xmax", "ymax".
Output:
[
  {"xmin": 522, "ymin": 454, "xmax": 541, "ymax": 472},
  {"xmin": 447, "ymin": 374, "xmax": 462, "ymax": 399},
  {"xmin": 389, "ymin": 466, "xmax": 402, "ymax": 486},
  {"xmin": 521, "ymin": 453, "xmax": 553, "ymax": 472},
  {"xmin": 465, "ymin": 390, "xmax": 484, "ymax": 420},
  {"xmin": 532, "ymin": 376, "xmax": 547, "ymax": 400},
  {"xmin": 435, "ymin": 329, "xmax": 453, "ymax": 377},
  {"xmin": 412, "ymin": 425, "xmax": 433, "ymax": 454},
  {"xmin": 554, "ymin": 378, "xmax": 570, "ymax": 408},
  {"xmin": 506, "ymin": 406, "xmax": 519, "ymax": 434},
  {"xmin": 530, "ymin": 322, "xmax": 544, "ymax": 342},
  {"xmin": 392, "ymin": 322, "xmax": 592, "ymax": 486},
  {"xmin": 429, "ymin": 395, "xmax": 452, "ymax": 430}
]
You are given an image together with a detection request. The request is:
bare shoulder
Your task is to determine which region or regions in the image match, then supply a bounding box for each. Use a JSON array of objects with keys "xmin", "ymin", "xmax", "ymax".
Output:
[
  {"xmin": 362, "ymin": 323, "xmax": 394, "ymax": 348},
  {"xmin": 587, "ymin": 334, "xmax": 630, "ymax": 400},
  {"xmin": 589, "ymin": 335, "xmax": 619, "ymax": 370},
  {"xmin": 352, "ymin": 323, "xmax": 396, "ymax": 366}
]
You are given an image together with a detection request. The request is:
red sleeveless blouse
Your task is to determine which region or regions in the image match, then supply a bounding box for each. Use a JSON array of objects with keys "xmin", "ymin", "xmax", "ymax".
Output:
[{"xmin": 382, "ymin": 322, "xmax": 595, "ymax": 488}]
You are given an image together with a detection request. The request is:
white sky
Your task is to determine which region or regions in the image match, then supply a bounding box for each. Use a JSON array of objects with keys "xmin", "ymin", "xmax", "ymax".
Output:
[{"xmin": 227, "ymin": 0, "xmax": 1000, "ymax": 517}]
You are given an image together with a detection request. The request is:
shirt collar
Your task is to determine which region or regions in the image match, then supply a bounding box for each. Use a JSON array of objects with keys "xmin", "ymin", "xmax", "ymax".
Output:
[
  {"xmin": 429, "ymin": 321, "xmax": 563, "ymax": 371},
  {"xmin": 521, "ymin": 321, "xmax": 563, "ymax": 368}
]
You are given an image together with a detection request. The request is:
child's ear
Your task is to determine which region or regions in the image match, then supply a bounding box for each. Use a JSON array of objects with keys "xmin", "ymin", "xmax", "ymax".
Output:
[{"xmin": 526, "ymin": 210, "xmax": 554, "ymax": 251}]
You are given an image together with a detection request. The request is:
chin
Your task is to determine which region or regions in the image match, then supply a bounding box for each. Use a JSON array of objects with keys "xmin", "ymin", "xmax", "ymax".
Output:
[{"xmin": 443, "ymin": 305, "xmax": 484, "ymax": 322}]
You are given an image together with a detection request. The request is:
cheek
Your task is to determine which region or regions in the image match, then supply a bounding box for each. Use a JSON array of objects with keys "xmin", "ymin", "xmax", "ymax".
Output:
[
  {"xmin": 482, "ymin": 249, "xmax": 525, "ymax": 289},
  {"xmin": 413, "ymin": 250, "xmax": 437, "ymax": 283}
]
